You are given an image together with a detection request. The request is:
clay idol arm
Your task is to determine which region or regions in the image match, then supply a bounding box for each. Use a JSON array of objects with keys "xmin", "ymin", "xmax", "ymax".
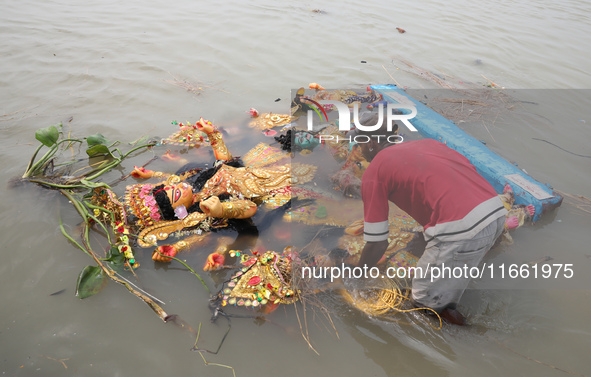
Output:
[{"xmin": 197, "ymin": 118, "xmax": 233, "ymax": 161}]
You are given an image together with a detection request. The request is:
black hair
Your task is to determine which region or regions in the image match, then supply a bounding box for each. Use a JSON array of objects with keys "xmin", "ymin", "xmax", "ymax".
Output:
[
  {"xmin": 275, "ymin": 129, "xmax": 294, "ymax": 152},
  {"xmin": 152, "ymin": 184, "xmax": 177, "ymax": 221}
]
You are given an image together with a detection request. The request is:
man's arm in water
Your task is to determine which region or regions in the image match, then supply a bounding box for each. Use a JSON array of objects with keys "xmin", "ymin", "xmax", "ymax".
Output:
[{"xmin": 357, "ymin": 240, "xmax": 388, "ymax": 267}]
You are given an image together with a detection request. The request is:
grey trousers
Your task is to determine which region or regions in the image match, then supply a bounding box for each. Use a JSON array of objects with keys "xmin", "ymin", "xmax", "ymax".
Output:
[{"xmin": 411, "ymin": 216, "xmax": 505, "ymax": 312}]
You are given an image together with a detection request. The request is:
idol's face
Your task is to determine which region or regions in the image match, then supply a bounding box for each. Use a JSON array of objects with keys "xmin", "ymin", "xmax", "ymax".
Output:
[
  {"xmin": 165, "ymin": 182, "xmax": 193, "ymax": 209},
  {"xmin": 295, "ymin": 131, "xmax": 318, "ymax": 149}
]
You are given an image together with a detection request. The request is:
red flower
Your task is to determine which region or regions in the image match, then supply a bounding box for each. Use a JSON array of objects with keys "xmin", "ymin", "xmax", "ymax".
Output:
[{"xmin": 152, "ymin": 245, "xmax": 178, "ymax": 263}]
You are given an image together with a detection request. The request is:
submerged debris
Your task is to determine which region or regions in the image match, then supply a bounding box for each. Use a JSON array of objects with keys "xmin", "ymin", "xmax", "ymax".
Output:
[{"xmin": 527, "ymin": 256, "xmax": 554, "ymax": 267}]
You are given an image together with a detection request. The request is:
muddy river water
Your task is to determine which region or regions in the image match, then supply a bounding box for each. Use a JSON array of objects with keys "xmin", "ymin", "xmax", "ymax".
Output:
[{"xmin": 1, "ymin": 0, "xmax": 590, "ymax": 376}]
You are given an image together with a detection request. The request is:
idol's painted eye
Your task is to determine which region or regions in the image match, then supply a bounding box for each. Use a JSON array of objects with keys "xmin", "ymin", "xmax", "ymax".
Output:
[{"xmin": 174, "ymin": 188, "xmax": 181, "ymax": 203}]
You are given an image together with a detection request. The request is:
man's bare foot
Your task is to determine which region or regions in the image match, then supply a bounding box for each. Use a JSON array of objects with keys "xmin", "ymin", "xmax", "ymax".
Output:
[{"xmin": 440, "ymin": 308, "xmax": 466, "ymax": 326}]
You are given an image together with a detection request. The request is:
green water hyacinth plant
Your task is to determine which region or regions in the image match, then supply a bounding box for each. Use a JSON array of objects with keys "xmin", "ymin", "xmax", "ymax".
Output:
[
  {"xmin": 22, "ymin": 123, "xmax": 155, "ymax": 187},
  {"xmin": 20, "ymin": 123, "xmax": 182, "ymax": 317},
  {"xmin": 19, "ymin": 123, "xmax": 286, "ymax": 373},
  {"xmin": 19, "ymin": 123, "xmax": 237, "ymax": 376}
]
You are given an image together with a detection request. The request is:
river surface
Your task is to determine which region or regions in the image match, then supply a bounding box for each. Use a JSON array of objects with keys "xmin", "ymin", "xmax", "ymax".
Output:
[{"xmin": 1, "ymin": 0, "xmax": 590, "ymax": 376}]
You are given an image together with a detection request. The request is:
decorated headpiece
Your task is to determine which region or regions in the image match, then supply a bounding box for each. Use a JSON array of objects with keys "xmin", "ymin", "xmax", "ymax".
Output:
[
  {"xmin": 219, "ymin": 249, "xmax": 297, "ymax": 308},
  {"xmin": 90, "ymin": 188, "xmax": 138, "ymax": 268},
  {"xmin": 124, "ymin": 183, "xmax": 163, "ymax": 228},
  {"xmin": 92, "ymin": 187, "xmax": 129, "ymax": 227}
]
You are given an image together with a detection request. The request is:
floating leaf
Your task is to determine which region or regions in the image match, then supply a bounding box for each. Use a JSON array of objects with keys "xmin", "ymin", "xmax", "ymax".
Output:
[
  {"xmin": 105, "ymin": 246, "xmax": 125, "ymax": 267},
  {"xmin": 86, "ymin": 133, "xmax": 108, "ymax": 147},
  {"xmin": 75, "ymin": 265, "xmax": 107, "ymax": 299},
  {"xmin": 35, "ymin": 124, "xmax": 60, "ymax": 147},
  {"xmin": 86, "ymin": 144, "xmax": 112, "ymax": 157}
]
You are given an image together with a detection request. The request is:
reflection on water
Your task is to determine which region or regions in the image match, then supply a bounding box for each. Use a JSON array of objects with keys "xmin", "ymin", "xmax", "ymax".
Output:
[{"xmin": 1, "ymin": 0, "xmax": 591, "ymax": 376}]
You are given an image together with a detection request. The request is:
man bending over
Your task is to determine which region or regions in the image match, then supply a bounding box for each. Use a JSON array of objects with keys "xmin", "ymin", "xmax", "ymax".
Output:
[{"xmin": 355, "ymin": 113, "xmax": 507, "ymax": 324}]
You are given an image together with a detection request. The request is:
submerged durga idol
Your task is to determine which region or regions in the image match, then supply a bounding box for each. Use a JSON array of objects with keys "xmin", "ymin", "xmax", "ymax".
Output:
[{"xmin": 91, "ymin": 118, "xmax": 317, "ymax": 266}]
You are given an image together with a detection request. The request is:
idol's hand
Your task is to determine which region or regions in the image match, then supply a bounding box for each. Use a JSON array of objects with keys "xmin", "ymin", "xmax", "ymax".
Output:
[
  {"xmin": 345, "ymin": 220, "xmax": 364, "ymax": 236},
  {"xmin": 152, "ymin": 245, "xmax": 177, "ymax": 262},
  {"xmin": 131, "ymin": 166, "xmax": 154, "ymax": 179},
  {"xmin": 203, "ymin": 252, "xmax": 225, "ymax": 271},
  {"xmin": 505, "ymin": 216, "xmax": 519, "ymax": 230},
  {"xmin": 199, "ymin": 196, "xmax": 223, "ymax": 218},
  {"xmin": 196, "ymin": 117, "xmax": 215, "ymax": 134}
]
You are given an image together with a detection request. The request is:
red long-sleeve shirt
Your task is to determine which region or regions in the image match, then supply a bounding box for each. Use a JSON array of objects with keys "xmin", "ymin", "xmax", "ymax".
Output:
[{"xmin": 362, "ymin": 139, "xmax": 506, "ymax": 244}]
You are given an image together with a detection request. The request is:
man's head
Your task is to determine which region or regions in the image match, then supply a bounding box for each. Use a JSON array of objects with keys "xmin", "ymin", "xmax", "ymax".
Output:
[{"xmin": 349, "ymin": 112, "xmax": 399, "ymax": 162}]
